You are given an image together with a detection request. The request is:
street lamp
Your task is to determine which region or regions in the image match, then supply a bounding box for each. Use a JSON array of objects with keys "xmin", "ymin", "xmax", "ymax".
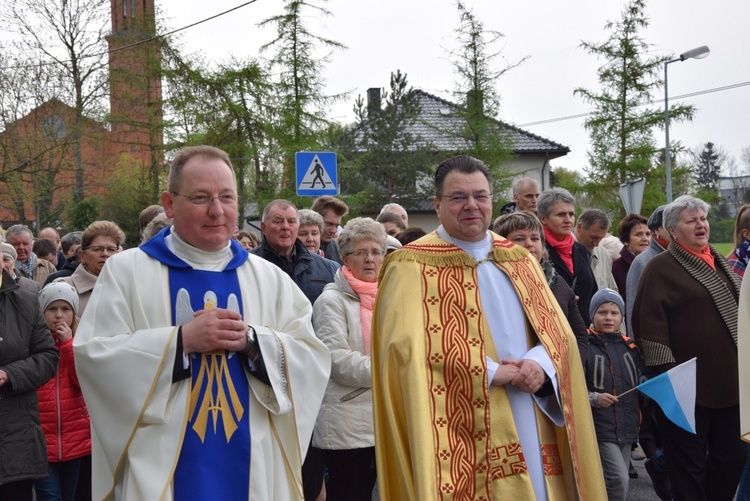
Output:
[{"xmin": 664, "ymin": 45, "xmax": 710, "ymax": 203}]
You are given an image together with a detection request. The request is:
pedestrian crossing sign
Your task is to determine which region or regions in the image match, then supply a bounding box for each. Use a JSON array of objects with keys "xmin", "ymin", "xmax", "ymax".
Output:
[{"xmin": 296, "ymin": 152, "xmax": 338, "ymax": 196}]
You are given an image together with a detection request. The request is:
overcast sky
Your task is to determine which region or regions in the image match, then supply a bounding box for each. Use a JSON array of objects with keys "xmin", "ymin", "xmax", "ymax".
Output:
[{"xmin": 159, "ymin": 0, "xmax": 750, "ymax": 174}]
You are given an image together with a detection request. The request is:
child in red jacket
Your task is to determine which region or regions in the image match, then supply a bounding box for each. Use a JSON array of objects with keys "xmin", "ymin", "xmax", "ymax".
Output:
[{"xmin": 34, "ymin": 282, "xmax": 91, "ymax": 501}]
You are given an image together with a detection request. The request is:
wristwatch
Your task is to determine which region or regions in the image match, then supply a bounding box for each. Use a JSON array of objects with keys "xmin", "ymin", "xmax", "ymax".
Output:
[{"xmin": 242, "ymin": 325, "xmax": 256, "ymax": 357}]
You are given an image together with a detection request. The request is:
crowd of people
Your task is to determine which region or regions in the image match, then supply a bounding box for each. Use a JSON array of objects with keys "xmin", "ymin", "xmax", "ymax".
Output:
[{"xmin": 0, "ymin": 145, "xmax": 748, "ymax": 501}]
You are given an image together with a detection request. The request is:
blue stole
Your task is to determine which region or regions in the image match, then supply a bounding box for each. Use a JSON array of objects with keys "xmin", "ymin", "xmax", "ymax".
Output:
[{"xmin": 141, "ymin": 228, "xmax": 251, "ymax": 500}]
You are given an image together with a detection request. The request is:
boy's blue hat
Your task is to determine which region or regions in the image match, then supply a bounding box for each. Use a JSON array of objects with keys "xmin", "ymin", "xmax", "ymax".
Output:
[{"xmin": 589, "ymin": 288, "xmax": 624, "ymax": 320}]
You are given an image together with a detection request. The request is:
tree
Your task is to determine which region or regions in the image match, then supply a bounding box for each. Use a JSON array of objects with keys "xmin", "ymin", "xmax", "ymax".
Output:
[
  {"xmin": 693, "ymin": 142, "xmax": 721, "ymax": 193},
  {"xmin": 445, "ymin": 1, "xmax": 523, "ymax": 207},
  {"xmin": 348, "ymin": 70, "xmax": 433, "ymax": 212},
  {"xmin": 258, "ymin": 0, "xmax": 346, "ymax": 191},
  {"xmin": 3, "ymin": 0, "xmax": 110, "ymax": 201},
  {"xmin": 101, "ymin": 159, "xmax": 158, "ymax": 247},
  {"xmin": 575, "ymin": 0, "xmax": 695, "ymax": 216},
  {"xmin": 164, "ymin": 53, "xmax": 276, "ymax": 223},
  {"xmin": 0, "ymin": 48, "xmax": 79, "ymax": 226}
]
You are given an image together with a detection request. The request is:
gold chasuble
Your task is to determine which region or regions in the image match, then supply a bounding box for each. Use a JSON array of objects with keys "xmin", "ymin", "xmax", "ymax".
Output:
[{"xmin": 372, "ymin": 231, "xmax": 605, "ymax": 501}]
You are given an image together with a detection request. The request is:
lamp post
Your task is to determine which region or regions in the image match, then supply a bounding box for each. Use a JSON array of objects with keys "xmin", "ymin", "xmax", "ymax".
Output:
[{"xmin": 664, "ymin": 45, "xmax": 710, "ymax": 203}]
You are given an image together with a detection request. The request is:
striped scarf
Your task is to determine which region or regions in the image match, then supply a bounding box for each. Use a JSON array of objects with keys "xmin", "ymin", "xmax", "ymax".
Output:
[{"xmin": 16, "ymin": 253, "xmax": 35, "ymax": 278}]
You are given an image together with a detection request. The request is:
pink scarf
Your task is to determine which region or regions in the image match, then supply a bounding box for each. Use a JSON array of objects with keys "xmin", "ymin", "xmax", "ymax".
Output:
[{"xmin": 341, "ymin": 266, "xmax": 378, "ymax": 355}]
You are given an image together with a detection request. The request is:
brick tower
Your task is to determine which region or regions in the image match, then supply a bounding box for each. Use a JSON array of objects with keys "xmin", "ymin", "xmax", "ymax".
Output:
[{"xmin": 107, "ymin": 0, "xmax": 164, "ymax": 197}]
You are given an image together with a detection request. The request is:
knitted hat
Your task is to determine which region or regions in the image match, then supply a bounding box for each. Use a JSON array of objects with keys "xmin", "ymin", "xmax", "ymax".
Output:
[
  {"xmin": 39, "ymin": 282, "xmax": 79, "ymax": 317},
  {"xmin": 1, "ymin": 242, "xmax": 17, "ymax": 261},
  {"xmin": 589, "ymin": 287, "xmax": 624, "ymax": 320},
  {"xmin": 647, "ymin": 205, "xmax": 667, "ymax": 231}
]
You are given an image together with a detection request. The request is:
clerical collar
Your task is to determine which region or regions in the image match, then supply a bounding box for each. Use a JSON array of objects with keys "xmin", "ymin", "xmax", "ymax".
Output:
[
  {"xmin": 437, "ymin": 226, "xmax": 493, "ymax": 264},
  {"xmin": 166, "ymin": 227, "xmax": 233, "ymax": 271}
]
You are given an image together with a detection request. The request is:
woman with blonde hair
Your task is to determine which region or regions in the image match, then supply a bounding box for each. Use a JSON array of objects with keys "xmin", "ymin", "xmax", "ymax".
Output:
[{"xmin": 56, "ymin": 221, "xmax": 125, "ymax": 315}]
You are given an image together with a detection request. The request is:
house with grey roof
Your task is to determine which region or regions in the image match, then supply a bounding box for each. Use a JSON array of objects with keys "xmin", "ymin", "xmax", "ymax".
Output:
[
  {"xmin": 405, "ymin": 89, "xmax": 569, "ymax": 190},
  {"xmin": 352, "ymin": 88, "xmax": 570, "ymax": 230},
  {"xmin": 719, "ymin": 175, "xmax": 750, "ymax": 217}
]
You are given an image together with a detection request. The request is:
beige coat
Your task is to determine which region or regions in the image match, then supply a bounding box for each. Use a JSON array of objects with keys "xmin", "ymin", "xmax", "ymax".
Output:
[
  {"xmin": 312, "ymin": 271, "xmax": 374, "ymax": 450},
  {"xmin": 57, "ymin": 264, "xmax": 97, "ymax": 315},
  {"xmin": 590, "ymin": 244, "xmax": 618, "ymax": 291}
]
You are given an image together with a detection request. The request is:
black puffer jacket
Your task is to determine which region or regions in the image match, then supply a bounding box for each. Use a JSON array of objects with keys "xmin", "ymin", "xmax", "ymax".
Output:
[
  {"xmin": 585, "ymin": 328, "xmax": 644, "ymax": 444},
  {"xmin": 0, "ymin": 269, "xmax": 59, "ymax": 484}
]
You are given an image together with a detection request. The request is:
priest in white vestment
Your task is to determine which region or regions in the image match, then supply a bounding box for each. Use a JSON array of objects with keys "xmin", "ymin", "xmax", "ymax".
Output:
[{"xmin": 73, "ymin": 146, "xmax": 330, "ymax": 500}]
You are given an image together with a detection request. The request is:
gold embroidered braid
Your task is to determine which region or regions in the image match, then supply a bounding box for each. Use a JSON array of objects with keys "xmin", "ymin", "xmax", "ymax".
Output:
[
  {"xmin": 668, "ymin": 242, "xmax": 740, "ymax": 346},
  {"xmin": 382, "ymin": 231, "xmax": 530, "ymax": 273}
]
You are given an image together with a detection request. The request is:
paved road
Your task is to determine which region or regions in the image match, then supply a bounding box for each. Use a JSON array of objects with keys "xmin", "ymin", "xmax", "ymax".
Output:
[{"xmin": 628, "ymin": 458, "xmax": 663, "ymax": 500}]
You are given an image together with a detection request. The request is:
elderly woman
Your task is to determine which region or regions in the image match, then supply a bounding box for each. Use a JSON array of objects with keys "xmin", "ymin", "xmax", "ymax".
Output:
[
  {"xmin": 538, "ymin": 188, "xmax": 598, "ymax": 326},
  {"xmin": 727, "ymin": 204, "xmax": 750, "ymax": 277},
  {"xmin": 312, "ymin": 217, "xmax": 386, "ymax": 501},
  {"xmin": 0, "ymin": 266, "xmax": 59, "ymax": 500},
  {"xmin": 298, "ymin": 208, "xmax": 325, "ymax": 257},
  {"xmin": 493, "ymin": 211, "xmax": 588, "ymax": 363},
  {"xmin": 632, "ymin": 195, "xmax": 745, "ymax": 500},
  {"xmin": 612, "ymin": 213, "xmax": 650, "ymax": 296},
  {"xmin": 56, "ymin": 221, "xmax": 125, "ymax": 316}
]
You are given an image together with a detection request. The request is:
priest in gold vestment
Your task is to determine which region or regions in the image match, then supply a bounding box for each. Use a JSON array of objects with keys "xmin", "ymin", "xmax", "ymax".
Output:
[{"xmin": 372, "ymin": 156, "xmax": 605, "ymax": 501}]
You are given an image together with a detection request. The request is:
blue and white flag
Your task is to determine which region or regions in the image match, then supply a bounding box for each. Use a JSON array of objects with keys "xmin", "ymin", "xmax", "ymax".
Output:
[{"xmin": 637, "ymin": 357, "xmax": 697, "ymax": 434}]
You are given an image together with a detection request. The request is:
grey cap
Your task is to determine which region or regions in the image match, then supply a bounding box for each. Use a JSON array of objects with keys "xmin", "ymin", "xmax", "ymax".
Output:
[
  {"xmin": 589, "ymin": 288, "xmax": 625, "ymax": 320},
  {"xmin": 647, "ymin": 205, "xmax": 667, "ymax": 231},
  {"xmin": 39, "ymin": 282, "xmax": 79, "ymax": 317}
]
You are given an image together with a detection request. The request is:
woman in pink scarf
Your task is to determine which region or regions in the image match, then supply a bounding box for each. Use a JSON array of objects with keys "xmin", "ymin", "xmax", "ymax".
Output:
[{"xmin": 311, "ymin": 217, "xmax": 387, "ymax": 501}]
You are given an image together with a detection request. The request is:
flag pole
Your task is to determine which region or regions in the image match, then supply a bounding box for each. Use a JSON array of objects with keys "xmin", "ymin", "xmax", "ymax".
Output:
[{"xmin": 617, "ymin": 386, "xmax": 638, "ymax": 398}]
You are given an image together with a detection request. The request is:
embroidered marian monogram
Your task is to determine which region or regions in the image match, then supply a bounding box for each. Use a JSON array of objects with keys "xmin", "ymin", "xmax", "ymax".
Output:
[
  {"xmin": 177, "ymin": 288, "xmax": 246, "ymax": 443},
  {"xmin": 189, "ymin": 353, "xmax": 245, "ymax": 442}
]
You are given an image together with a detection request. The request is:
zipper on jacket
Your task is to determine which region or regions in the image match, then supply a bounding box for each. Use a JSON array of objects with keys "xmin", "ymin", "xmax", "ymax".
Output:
[{"xmin": 56, "ymin": 372, "xmax": 62, "ymax": 460}]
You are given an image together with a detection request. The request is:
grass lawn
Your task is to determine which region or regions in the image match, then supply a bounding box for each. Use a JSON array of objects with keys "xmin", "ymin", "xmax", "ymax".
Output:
[{"xmin": 712, "ymin": 242, "xmax": 733, "ymax": 256}]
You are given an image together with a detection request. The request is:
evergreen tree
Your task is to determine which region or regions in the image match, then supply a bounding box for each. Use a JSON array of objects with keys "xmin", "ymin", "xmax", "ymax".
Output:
[
  {"xmin": 164, "ymin": 53, "xmax": 276, "ymax": 224},
  {"xmin": 446, "ymin": 1, "xmax": 523, "ymax": 207},
  {"xmin": 258, "ymin": 0, "xmax": 346, "ymax": 192},
  {"xmin": 575, "ymin": 0, "xmax": 694, "ymax": 216},
  {"xmin": 348, "ymin": 70, "xmax": 433, "ymax": 213},
  {"xmin": 693, "ymin": 142, "xmax": 721, "ymax": 192}
]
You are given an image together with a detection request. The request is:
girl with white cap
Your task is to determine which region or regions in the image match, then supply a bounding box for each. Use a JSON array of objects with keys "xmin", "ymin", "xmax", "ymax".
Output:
[{"xmin": 34, "ymin": 282, "xmax": 91, "ymax": 501}]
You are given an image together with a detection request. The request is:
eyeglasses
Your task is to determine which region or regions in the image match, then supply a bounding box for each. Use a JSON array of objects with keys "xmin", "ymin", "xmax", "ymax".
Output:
[
  {"xmin": 346, "ymin": 249, "xmax": 385, "ymax": 259},
  {"xmin": 438, "ymin": 192, "xmax": 492, "ymax": 204},
  {"xmin": 171, "ymin": 192, "xmax": 237, "ymax": 206},
  {"xmin": 86, "ymin": 246, "xmax": 118, "ymax": 254}
]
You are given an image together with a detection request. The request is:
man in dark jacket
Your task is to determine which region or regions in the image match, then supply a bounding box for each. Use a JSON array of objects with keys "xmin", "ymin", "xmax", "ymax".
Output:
[
  {"xmin": 251, "ymin": 199, "xmax": 338, "ymax": 305},
  {"xmin": 0, "ymin": 268, "xmax": 59, "ymax": 500},
  {"xmin": 44, "ymin": 231, "xmax": 83, "ymax": 286},
  {"xmin": 250, "ymin": 198, "xmax": 337, "ymax": 500}
]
